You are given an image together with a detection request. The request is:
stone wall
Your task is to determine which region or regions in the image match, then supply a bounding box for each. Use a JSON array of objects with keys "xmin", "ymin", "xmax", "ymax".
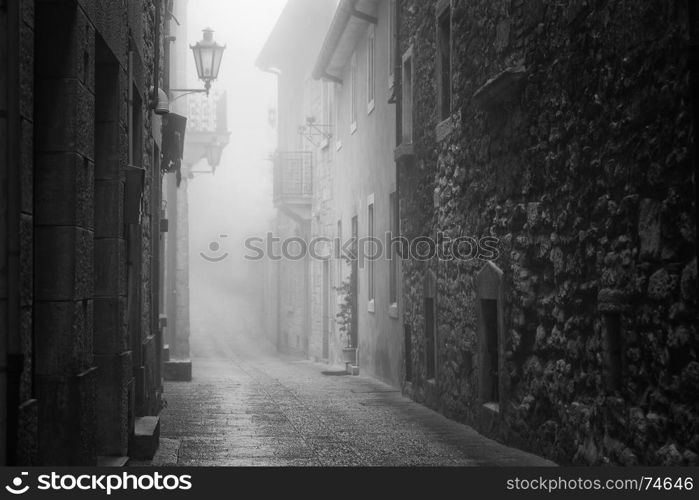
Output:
[
  {"xmin": 397, "ymin": 0, "xmax": 697, "ymax": 465},
  {"xmin": 1, "ymin": 0, "xmax": 164, "ymax": 465}
]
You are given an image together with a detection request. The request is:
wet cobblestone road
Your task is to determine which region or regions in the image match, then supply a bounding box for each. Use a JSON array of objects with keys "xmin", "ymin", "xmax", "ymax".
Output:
[{"xmin": 141, "ymin": 284, "xmax": 555, "ymax": 467}]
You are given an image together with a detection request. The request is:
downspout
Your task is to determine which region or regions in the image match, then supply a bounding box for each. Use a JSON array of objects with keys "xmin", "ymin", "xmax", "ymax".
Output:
[{"xmin": 153, "ymin": 0, "xmax": 160, "ymax": 106}]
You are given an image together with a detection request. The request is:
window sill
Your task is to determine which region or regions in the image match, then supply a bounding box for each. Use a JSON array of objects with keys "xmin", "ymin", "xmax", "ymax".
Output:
[
  {"xmin": 388, "ymin": 302, "xmax": 398, "ymax": 319},
  {"xmin": 483, "ymin": 402, "xmax": 500, "ymax": 414},
  {"xmin": 367, "ymin": 299, "xmax": 375, "ymax": 313},
  {"xmin": 350, "ymin": 121, "xmax": 357, "ymax": 135},
  {"xmin": 435, "ymin": 116, "xmax": 454, "ymax": 142},
  {"xmin": 394, "ymin": 142, "xmax": 414, "ymax": 162}
]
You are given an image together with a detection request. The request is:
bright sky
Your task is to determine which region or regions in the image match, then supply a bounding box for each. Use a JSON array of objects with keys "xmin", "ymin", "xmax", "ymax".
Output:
[{"xmin": 184, "ymin": 0, "xmax": 287, "ymax": 282}]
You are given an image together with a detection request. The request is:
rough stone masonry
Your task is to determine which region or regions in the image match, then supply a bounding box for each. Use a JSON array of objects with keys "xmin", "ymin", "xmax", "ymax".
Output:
[{"xmin": 397, "ymin": 0, "xmax": 697, "ymax": 465}]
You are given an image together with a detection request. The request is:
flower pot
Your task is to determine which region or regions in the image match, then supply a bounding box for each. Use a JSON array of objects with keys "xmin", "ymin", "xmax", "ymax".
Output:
[{"xmin": 341, "ymin": 347, "xmax": 357, "ymax": 364}]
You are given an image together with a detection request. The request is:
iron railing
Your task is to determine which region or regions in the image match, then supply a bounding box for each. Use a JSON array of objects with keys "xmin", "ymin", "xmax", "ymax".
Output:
[{"xmin": 273, "ymin": 151, "xmax": 313, "ymax": 202}]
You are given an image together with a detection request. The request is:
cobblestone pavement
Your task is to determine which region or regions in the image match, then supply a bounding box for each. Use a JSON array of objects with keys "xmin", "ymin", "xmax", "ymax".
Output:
[{"xmin": 145, "ymin": 279, "xmax": 555, "ymax": 467}]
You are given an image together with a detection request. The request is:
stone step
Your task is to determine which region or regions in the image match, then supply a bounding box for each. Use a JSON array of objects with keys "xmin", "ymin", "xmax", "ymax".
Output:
[
  {"xmin": 164, "ymin": 359, "xmax": 192, "ymax": 381},
  {"xmin": 97, "ymin": 456, "xmax": 129, "ymax": 467},
  {"xmin": 129, "ymin": 416, "xmax": 160, "ymax": 460}
]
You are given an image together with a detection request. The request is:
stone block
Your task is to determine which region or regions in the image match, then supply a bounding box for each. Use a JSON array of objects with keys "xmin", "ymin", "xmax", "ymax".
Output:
[
  {"xmin": 35, "ymin": 367, "xmax": 97, "ymax": 465},
  {"xmin": 638, "ymin": 199, "xmax": 661, "ymax": 261},
  {"xmin": 95, "ymin": 351, "xmax": 132, "ymax": 457},
  {"xmin": 20, "ymin": 117, "xmax": 33, "ymax": 214},
  {"xmin": 94, "ymin": 179, "xmax": 124, "ymax": 238},
  {"xmin": 129, "ymin": 416, "xmax": 160, "ymax": 460},
  {"xmin": 164, "ymin": 360, "xmax": 192, "ymax": 382},
  {"xmin": 19, "ymin": 21, "xmax": 34, "ymax": 120},
  {"xmin": 15, "ymin": 398, "xmax": 38, "ymax": 466},
  {"xmin": 35, "ymin": 78, "xmax": 94, "ymax": 160},
  {"xmin": 94, "ymin": 297, "xmax": 128, "ymax": 354},
  {"xmin": 19, "ymin": 214, "xmax": 33, "ymax": 306},
  {"xmin": 94, "ymin": 237, "xmax": 126, "ymax": 298},
  {"xmin": 35, "ymin": 1, "xmax": 91, "ymax": 84},
  {"xmin": 34, "ymin": 226, "xmax": 93, "ymax": 301},
  {"xmin": 34, "ymin": 300, "xmax": 93, "ymax": 376},
  {"xmin": 94, "ymin": 123, "xmax": 121, "ymax": 180},
  {"xmin": 35, "ymin": 152, "xmax": 94, "ymax": 230}
]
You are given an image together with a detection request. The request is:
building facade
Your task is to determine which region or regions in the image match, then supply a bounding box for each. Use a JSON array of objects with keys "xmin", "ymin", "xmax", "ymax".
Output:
[
  {"xmin": 259, "ymin": 0, "xmax": 404, "ymax": 384},
  {"xmin": 394, "ymin": 0, "xmax": 698, "ymax": 465},
  {"xmin": 1, "ymin": 0, "xmax": 171, "ymax": 465},
  {"xmin": 313, "ymin": 0, "xmax": 403, "ymax": 384},
  {"xmin": 257, "ymin": 0, "xmax": 336, "ymax": 358}
]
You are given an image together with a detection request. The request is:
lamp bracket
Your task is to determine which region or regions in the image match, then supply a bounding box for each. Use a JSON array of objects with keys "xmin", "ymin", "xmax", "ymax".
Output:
[{"xmin": 298, "ymin": 118, "xmax": 332, "ymax": 147}]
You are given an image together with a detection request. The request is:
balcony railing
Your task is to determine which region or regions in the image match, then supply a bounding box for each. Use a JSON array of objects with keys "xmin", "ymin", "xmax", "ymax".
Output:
[{"xmin": 273, "ymin": 151, "xmax": 313, "ymax": 204}]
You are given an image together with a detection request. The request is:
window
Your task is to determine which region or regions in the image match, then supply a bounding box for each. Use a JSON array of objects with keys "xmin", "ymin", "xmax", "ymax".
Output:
[
  {"xmin": 389, "ymin": 191, "xmax": 399, "ymax": 305},
  {"xmin": 436, "ymin": 3, "xmax": 452, "ymax": 122},
  {"xmin": 476, "ymin": 261, "xmax": 503, "ymax": 411},
  {"xmin": 424, "ymin": 270, "xmax": 437, "ymax": 380},
  {"xmin": 401, "ymin": 48, "xmax": 414, "ymax": 145},
  {"xmin": 350, "ymin": 52, "xmax": 357, "ymax": 133},
  {"xmin": 388, "ymin": 0, "xmax": 397, "ymax": 89},
  {"xmin": 334, "ymin": 83, "xmax": 342, "ymax": 150},
  {"xmin": 480, "ymin": 299, "xmax": 499, "ymax": 402},
  {"xmin": 425, "ymin": 298, "xmax": 436, "ymax": 379},
  {"xmin": 336, "ymin": 219, "xmax": 343, "ymax": 283},
  {"xmin": 602, "ymin": 313, "xmax": 622, "ymax": 391},
  {"xmin": 404, "ymin": 325, "xmax": 413, "ymax": 382},
  {"xmin": 321, "ymin": 80, "xmax": 334, "ymax": 149},
  {"xmin": 367, "ymin": 196, "xmax": 375, "ymax": 310},
  {"xmin": 367, "ymin": 23, "xmax": 375, "ymax": 113}
]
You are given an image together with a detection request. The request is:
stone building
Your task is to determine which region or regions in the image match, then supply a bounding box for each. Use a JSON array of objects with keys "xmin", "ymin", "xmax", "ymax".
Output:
[
  {"xmin": 312, "ymin": 0, "xmax": 403, "ymax": 383},
  {"xmin": 1, "ymin": 0, "xmax": 170, "ymax": 465},
  {"xmin": 256, "ymin": 0, "xmax": 336, "ymax": 358},
  {"xmin": 259, "ymin": 0, "xmax": 404, "ymax": 382},
  {"xmin": 394, "ymin": 0, "xmax": 697, "ymax": 465}
]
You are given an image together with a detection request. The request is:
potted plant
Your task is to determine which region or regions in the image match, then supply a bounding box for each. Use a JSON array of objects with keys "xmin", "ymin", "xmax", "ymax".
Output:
[{"xmin": 335, "ymin": 277, "xmax": 357, "ymax": 365}]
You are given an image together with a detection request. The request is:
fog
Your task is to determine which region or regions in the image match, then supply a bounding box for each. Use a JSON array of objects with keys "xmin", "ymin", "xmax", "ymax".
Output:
[{"xmin": 183, "ymin": 0, "xmax": 284, "ymax": 331}]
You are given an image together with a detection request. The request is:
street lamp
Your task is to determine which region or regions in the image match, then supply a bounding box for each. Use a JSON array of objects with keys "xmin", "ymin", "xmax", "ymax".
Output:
[
  {"xmin": 205, "ymin": 140, "xmax": 224, "ymax": 171},
  {"xmin": 170, "ymin": 28, "xmax": 226, "ymax": 99},
  {"xmin": 191, "ymin": 28, "xmax": 226, "ymax": 94}
]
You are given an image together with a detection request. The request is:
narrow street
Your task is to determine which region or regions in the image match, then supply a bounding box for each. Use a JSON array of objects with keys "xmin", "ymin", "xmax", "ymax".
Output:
[{"xmin": 141, "ymin": 274, "xmax": 554, "ymax": 467}]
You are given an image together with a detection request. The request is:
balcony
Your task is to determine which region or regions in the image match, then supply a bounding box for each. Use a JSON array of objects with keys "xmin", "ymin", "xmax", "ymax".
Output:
[{"xmin": 273, "ymin": 151, "xmax": 313, "ymax": 220}]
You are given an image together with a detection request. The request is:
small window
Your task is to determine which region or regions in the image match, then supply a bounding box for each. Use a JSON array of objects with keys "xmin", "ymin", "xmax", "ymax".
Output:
[
  {"xmin": 480, "ymin": 299, "xmax": 499, "ymax": 402},
  {"xmin": 389, "ymin": 191, "xmax": 399, "ymax": 304},
  {"xmin": 350, "ymin": 52, "xmax": 358, "ymax": 133},
  {"xmin": 321, "ymin": 81, "xmax": 334, "ymax": 149},
  {"xmin": 436, "ymin": 4, "xmax": 452, "ymax": 122},
  {"xmin": 401, "ymin": 48, "xmax": 414, "ymax": 145},
  {"xmin": 425, "ymin": 297, "xmax": 436, "ymax": 379},
  {"xmin": 476, "ymin": 262, "xmax": 503, "ymax": 409},
  {"xmin": 367, "ymin": 199, "xmax": 375, "ymax": 305},
  {"xmin": 367, "ymin": 24, "xmax": 376, "ymax": 113},
  {"xmin": 404, "ymin": 324, "xmax": 413, "ymax": 382},
  {"xmin": 603, "ymin": 312, "xmax": 622, "ymax": 391},
  {"xmin": 388, "ymin": 0, "xmax": 397, "ymax": 89},
  {"xmin": 336, "ymin": 219, "xmax": 343, "ymax": 283},
  {"xmin": 334, "ymin": 83, "xmax": 342, "ymax": 150}
]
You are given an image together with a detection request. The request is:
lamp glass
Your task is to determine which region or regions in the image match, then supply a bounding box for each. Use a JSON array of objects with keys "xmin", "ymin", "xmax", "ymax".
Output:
[{"xmin": 191, "ymin": 28, "xmax": 226, "ymax": 84}]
